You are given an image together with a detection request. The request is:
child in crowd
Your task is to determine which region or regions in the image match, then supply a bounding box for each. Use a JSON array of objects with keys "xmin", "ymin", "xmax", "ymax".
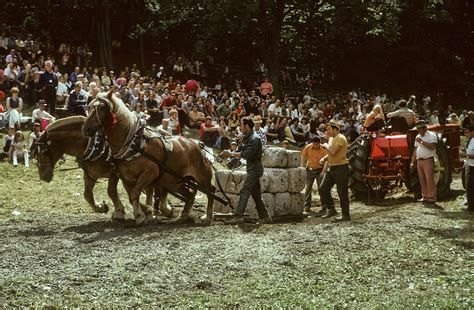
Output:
[
  {"xmin": 10, "ymin": 131, "xmax": 29, "ymax": 167},
  {"xmin": 1, "ymin": 127, "xmax": 15, "ymax": 161},
  {"xmin": 29, "ymin": 122, "xmax": 41, "ymax": 152}
]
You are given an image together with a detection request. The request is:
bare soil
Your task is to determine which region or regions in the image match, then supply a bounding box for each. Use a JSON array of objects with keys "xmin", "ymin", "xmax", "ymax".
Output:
[{"xmin": 0, "ymin": 158, "xmax": 472, "ymax": 308}]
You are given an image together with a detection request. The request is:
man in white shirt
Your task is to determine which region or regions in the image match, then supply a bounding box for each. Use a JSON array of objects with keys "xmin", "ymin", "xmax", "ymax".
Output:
[
  {"xmin": 464, "ymin": 125, "xmax": 474, "ymax": 212},
  {"xmin": 267, "ymin": 99, "xmax": 283, "ymax": 118},
  {"xmin": 32, "ymin": 100, "xmax": 55, "ymax": 126},
  {"xmin": 410, "ymin": 120, "xmax": 438, "ymax": 203}
]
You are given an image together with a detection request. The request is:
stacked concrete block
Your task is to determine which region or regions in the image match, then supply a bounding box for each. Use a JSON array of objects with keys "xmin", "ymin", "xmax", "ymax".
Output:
[{"xmin": 214, "ymin": 147, "xmax": 306, "ymax": 218}]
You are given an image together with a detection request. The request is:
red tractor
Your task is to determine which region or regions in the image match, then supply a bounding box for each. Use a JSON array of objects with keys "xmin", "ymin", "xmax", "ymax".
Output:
[{"xmin": 348, "ymin": 122, "xmax": 463, "ymax": 202}]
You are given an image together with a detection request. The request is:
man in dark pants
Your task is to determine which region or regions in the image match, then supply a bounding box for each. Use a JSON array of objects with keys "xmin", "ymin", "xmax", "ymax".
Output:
[
  {"xmin": 223, "ymin": 117, "xmax": 272, "ymax": 224},
  {"xmin": 319, "ymin": 120, "xmax": 350, "ymax": 221},
  {"xmin": 301, "ymin": 136, "xmax": 327, "ymax": 214},
  {"xmin": 465, "ymin": 125, "xmax": 474, "ymax": 212},
  {"xmin": 39, "ymin": 60, "xmax": 58, "ymax": 115}
]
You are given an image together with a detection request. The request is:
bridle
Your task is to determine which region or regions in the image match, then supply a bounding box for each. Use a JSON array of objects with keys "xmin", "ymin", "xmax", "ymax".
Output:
[{"xmin": 34, "ymin": 134, "xmax": 53, "ymax": 168}]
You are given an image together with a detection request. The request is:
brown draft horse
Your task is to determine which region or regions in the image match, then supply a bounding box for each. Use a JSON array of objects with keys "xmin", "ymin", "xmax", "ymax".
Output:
[
  {"xmin": 82, "ymin": 90, "xmax": 215, "ymax": 225},
  {"xmin": 33, "ymin": 116, "xmax": 155, "ymax": 220}
]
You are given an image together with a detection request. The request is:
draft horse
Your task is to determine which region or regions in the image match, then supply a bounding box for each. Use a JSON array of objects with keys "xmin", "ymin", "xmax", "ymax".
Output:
[
  {"xmin": 81, "ymin": 90, "xmax": 215, "ymax": 225},
  {"xmin": 33, "ymin": 116, "xmax": 156, "ymax": 220}
]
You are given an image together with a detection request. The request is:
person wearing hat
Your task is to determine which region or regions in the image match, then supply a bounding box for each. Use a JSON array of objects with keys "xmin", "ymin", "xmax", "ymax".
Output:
[
  {"xmin": 301, "ymin": 135, "xmax": 328, "ymax": 214},
  {"xmin": 32, "ymin": 100, "xmax": 55, "ymax": 129},
  {"xmin": 223, "ymin": 116, "xmax": 272, "ymax": 224},
  {"xmin": 410, "ymin": 120, "xmax": 438, "ymax": 204},
  {"xmin": 318, "ymin": 119, "xmax": 350, "ymax": 221},
  {"xmin": 464, "ymin": 125, "xmax": 474, "ymax": 212},
  {"xmin": 29, "ymin": 122, "xmax": 42, "ymax": 152}
]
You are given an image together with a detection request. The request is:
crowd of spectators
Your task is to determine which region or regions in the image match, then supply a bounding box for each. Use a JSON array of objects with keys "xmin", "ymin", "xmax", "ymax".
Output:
[{"xmin": 1, "ymin": 34, "xmax": 473, "ymax": 169}]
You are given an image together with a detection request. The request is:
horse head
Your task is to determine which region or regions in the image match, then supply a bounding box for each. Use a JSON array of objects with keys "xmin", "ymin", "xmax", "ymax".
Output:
[
  {"xmin": 82, "ymin": 88, "xmax": 117, "ymax": 138},
  {"xmin": 34, "ymin": 131, "xmax": 62, "ymax": 182}
]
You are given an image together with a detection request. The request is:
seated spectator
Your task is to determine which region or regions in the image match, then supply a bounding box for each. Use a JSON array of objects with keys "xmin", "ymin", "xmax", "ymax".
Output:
[
  {"xmin": 0, "ymin": 127, "xmax": 14, "ymax": 161},
  {"xmin": 188, "ymin": 104, "xmax": 206, "ymax": 129},
  {"xmin": 29, "ymin": 122, "xmax": 41, "ymax": 152},
  {"xmin": 56, "ymin": 75, "xmax": 69, "ymax": 107},
  {"xmin": 32, "ymin": 100, "xmax": 55, "ymax": 130},
  {"xmin": 157, "ymin": 119, "xmax": 172, "ymax": 136},
  {"xmin": 363, "ymin": 104, "xmax": 385, "ymax": 131},
  {"xmin": 202, "ymin": 98, "xmax": 217, "ymax": 119},
  {"xmin": 168, "ymin": 109, "xmax": 180, "ymax": 135},
  {"xmin": 66, "ymin": 82, "xmax": 88, "ymax": 116},
  {"xmin": 253, "ymin": 115, "xmax": 267, "ymax": 148},
  {"xmin": 10, "ymin": 131, "xmax": 29, "ymax": 167},
  {"xmin": 5, "ymin": 87, "xmax": 23, "ymax": 129},
  {"xmin": 462, "ymin": 111, "xmax": 474, "ymax": 129},
  {"xmin": 216, "ymin": 118, "xmax": 231, "ymax": 150},
  {"xmin": 430, "ymin": 110, "xmax": 440, "ymax": 125},
  {"xmin": 266, "ymin": 118, "xmax": 280, "ymax": 142},
  {"xmin": 216, "ymin": 99, "xmax": 231, "ymax": 119},
  {"xmin": 145, "ymin": 90, "xmax": 162, "ymax": 128},
  {"xmin": 278, "ymin": 117, "xmax": 295, "ymax": 144},
  {"xmin": 228, "ymin": 111, "xmax": 240, "ymax": 132},
  {"xmin": 387, "ymin": 99, "xmax": 416, "ymax": 130},
  {"xmin": 290, "ymin": 117, "xmax": 309, "ymax": 143},
  {"xmin": 200, "ymin": 116, "xmax": 219, "ymax": 147},
  {"xmin": 131, "ymin": 103, "xmax": 148, "ymax": 122}
]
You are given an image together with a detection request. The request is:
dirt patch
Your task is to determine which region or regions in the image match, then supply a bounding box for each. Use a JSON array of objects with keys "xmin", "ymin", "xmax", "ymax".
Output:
[{"xmin": 0, "ymin": 158, "xmax": 472, "ymax": 307}]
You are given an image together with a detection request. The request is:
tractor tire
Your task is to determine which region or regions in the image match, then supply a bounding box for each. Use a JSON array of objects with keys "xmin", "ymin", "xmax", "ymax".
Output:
[
  {"xmin": 407, "ymin": 141, "xmax": 452, "ymax": 200},
  {"xmin": 348, "ymin": 135, "xmax": 370, "ymax": 200}
]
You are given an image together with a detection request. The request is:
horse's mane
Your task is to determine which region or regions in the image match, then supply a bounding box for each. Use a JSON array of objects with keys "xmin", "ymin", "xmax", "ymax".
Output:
[
  {"xmin": 96, "ymin": 92, "xmax": 133, "ymax": 125},
  {"xmin": 46, "ymin": 116, "xmax": 86, "ymax": 133}
]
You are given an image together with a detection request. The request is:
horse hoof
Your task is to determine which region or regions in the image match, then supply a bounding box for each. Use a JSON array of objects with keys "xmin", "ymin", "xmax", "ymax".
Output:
[
  {"xmin": 101, "ymin": 202, "xmax": 109, "ymax": 213},
  {"xmin": 146, "ymin": 213, "xmax": 155, "ymax": 222},
  {"xmin": 162, "ymin": 207, "xmax": 174, "ymax": 218},
  {"xmin": 112, "ymin": 211, "xmax": 125, "ymax": 221},
  {"xmin": 174, "ymin": 216, "xmax": 195, "ymax": 224},
  {"xmin": 135, "ymin": 214, "xmax": 147, "ymax": 225},
  {"xmin": 201, "ymin": 218, "xmax": 212, "ymax": 226}
]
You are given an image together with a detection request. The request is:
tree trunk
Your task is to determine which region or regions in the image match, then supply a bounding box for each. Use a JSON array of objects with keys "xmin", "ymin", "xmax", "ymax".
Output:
[
  {"xmin": 263, "ymin": 0, "xmax": 285, "ymax": 97},
  {"xmin": 96, "ymin": 1, "xmax": 113, "ymax": 69}
]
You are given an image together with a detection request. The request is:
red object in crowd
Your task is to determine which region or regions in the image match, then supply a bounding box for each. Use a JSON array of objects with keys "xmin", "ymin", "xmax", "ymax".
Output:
[
  {"xmin": 185, "ymin": 79, "xmax": 199, "ymax": 92},
  {"xmin": 0, "ymin": 90, "xmax": 4, "ymax": 101}
]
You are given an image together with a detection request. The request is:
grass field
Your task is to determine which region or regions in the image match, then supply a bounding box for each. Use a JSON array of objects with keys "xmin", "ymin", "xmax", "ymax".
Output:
[{"xmin": 0, "ymin": 148, "xmax": 473, "ymax": 307}]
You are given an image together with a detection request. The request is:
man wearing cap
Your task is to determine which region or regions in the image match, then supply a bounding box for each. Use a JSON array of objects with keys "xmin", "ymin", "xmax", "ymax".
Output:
[
  {"xmin": 464, "ymin": 125, "xmax": 474, "ymax": 212},
  {"xmin": 410, "ymin": 120, "xmax": 438, "ymax": 204},
  {"xmin": 319, "ymin": 120, "xmax": 350, "ymax": 221},
  {"xmin": 224, "ymin": 117, "xmax": 272, "ymax": 224},
  {"xmin": 301, "ymin": 136, "xmax": 328, "ymax": 214},
  {"xmin": 32, "ymin": 100, "xmax": 55, "ymax": 128}
]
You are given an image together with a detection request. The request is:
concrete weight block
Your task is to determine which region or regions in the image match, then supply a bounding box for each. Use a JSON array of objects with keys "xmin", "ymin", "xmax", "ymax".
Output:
[
  {"xmin": 288, "ymin": 167, "xmax": 307, "ymax": 193},
  {"xmin": 264, "ymin": 168, "xmax": 289, "ymax": 193},
  {"xmin": 262, "ymin": 147, "xmax": 288, "ymax": 168},
  {"xmin": 286, "ymin": 150, "xmax": 301, "ymax": 168},
  {"xmin": 274, "ymin": 192, "xmax": 292, "ymax": 216}
]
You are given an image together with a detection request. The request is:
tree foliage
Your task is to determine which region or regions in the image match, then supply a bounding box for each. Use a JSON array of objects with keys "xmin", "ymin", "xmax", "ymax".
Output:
[{"xmin": 1, "ymin": 0, "xmax": 472, "ymax": 98}]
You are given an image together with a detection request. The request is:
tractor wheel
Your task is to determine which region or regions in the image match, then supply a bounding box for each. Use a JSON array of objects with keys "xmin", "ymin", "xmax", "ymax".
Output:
[
  {"xmin": 348, "ymin": 135, "xmax": 370, "ymax": 200},
  {"xmin": 407, "ymin": 141, "xmax": 452, "ymax": 200}
]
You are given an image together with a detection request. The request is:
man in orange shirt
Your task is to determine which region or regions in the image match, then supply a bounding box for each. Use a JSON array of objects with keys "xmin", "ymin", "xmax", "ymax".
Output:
[{"xmin": 301, "ymin": 136, "xmax": 327, "ymax": 214}]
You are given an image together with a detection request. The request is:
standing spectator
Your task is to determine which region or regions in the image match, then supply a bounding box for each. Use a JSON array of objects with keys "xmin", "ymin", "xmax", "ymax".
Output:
[
  {"xmin": 225, "ymin": 117, "xmax": 272, "ymax": 224},
  {"xmin": 464, "ymin": 125, "xmax": 474, "ymax": 212},
  {"xmin": 301, "ymin": 136, "xmax": 327, "ymax": 214},
  {"xmin": 410, "ymin": 120, "xmax": 438, "ymax": 204},
  {"xmin": 319, "ymin": 120, "xmax": 350, "ymax": 221},
  {"xmin": 10, "ymin": 131, "xmax": 29, "ymax": 167},
  {"xmin": 39, "ymin": 60, "xmax": 58, "ymax": 114}
]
